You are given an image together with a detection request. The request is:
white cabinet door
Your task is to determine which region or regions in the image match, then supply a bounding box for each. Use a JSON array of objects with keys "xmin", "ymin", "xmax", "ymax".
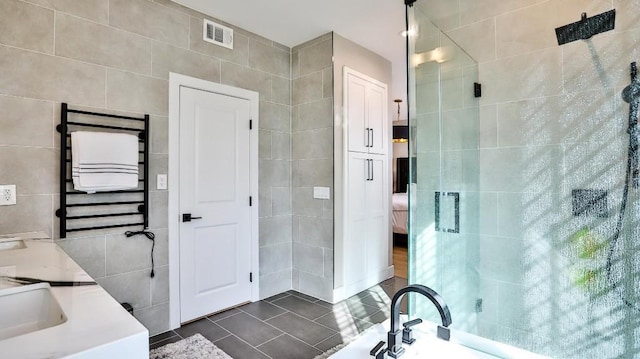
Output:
[
  {"xmin": 344, "ymin": 152, "xmax": 389, "ymax": 290},
  {"xmin": 346, "ymin": 73, "xmax": 369, "ymax": 153},
  {"xmin": 344, "ymin": 67, "xmax": 388, "ymax": 155}
]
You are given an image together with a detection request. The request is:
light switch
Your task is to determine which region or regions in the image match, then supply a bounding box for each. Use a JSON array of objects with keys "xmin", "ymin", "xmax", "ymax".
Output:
[
  {"xmin": 157, "ymin": 174, "xmax": 168, "ymax": 190},
  {"xmin": 313, "ymin": 186, "xmax": 330, "ymax": 200}
]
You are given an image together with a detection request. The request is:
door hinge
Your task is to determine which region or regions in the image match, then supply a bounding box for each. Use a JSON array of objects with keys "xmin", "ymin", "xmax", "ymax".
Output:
[
  {"xmin": 249, "ymin": 119, "xmax": 253, "ymax": 130},
  {"xmin": 249, "ymin": 272, "xmax": 253, "ymax": 282},
  {"xmin": 474, "ymin": 82, "xmax": 482, "ymax": 98},
  {"xmin": 249, "ymin": 196, "xmax": 252, "ymax": 206}
]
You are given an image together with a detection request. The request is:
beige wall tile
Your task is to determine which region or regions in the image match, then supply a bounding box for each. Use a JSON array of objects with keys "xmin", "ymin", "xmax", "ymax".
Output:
[
  {"xmin": 0, "ymin": 147, "xmax": 56, "ymax": 195},
  {"xmin": 135, "ymin": 303, "xmax": 169, "ymax": 335},
  {"xmin": 107, "ymin": 69, "xmax": 168, "ymax": 116},
  {"xmin": 292, "ymin": 72, "xmax": 323, "ymax": 105},
  {"xmin": 151, "ymin": 265, "xmax": 169, "ymax": 305},
  {"xmin": 0, "ymin": 45, "xmax": 105, "ymax": 107},
  {"xmin": 0, "ymin": 195, "xmax": 53, "ymax": 236},
  {"xmin": 189, "ymin": 17, "xmax": 249, "ymax": 66},
  {"xmin": 260, "ymin": 242, "xmax": 292, "ymax": 275},
  {"xmin": 0, "ymin": 0, "xmax": 53, "ymax": 53},
  {"xmin": 292, "ymin": 187, "xmax": 323, "ymax": 217},
  {"xmin": 272, "ymin": 76, "xmax": 291, "ymax": 105},
  {"xmin": 26, "ymin": 0, "xmax": 108, "ymax": 23},
  {"xmin": 292, "ymin": 129, "xmax": 333, "ymax": 160},
  {"xmin": 298, "ymin": 271, "xmax": 332, "ymax": 302},
  {"xmin": 151, "ymin": 116, "xmax": 168, "ymax": 154},
  {"xmin": 615, "ymin": 0, "xmax": 640, "ymax": 32},
  {"xmin": 0, "ymin": 96, "xmax": 53, "ymax": 147},
  {"xmin": 259, "ymin": 101, "xmax": 290, "ymax": 132},
  {"xmin": 323, "ymin": 68, "xmax": 333, "ymax": 99},
  {"xmin": 479, "ymin": 47, "xmax": 562, "ymax": 104},
  {"xmin": 293, "ymin": 243, "xmax": 324, "ymax": 276},
  {"xmin": 259, "ymin": 269, "xmax": 292, "ymax": 300},
  {"xmin": 109, "ymin": 0, "xmax": 189, "ymax": 48},
  {"xmin": 221, "ymin": 61, "xmax": 272, "ymax": 100},
  {"xmin": 106, "ymin": 232, "xmax": 154, "ymax": 275},
  {"xmin": 249, "ymin": 39, "xmax": 290, "ymax": 77},
  {"xmin": 458, "ymin": 0, "xmax": 547, "ymax": 26},
  {"xmin": 259, "ymin": 130, "xmax": 272, "ymax": 159},
  {"xmin": 96, "ymin": 270, "xmax": 151, "ymax": 309},
  {"xmin": 292, "ymin": 159, "xmax": 332, "ymax": 187},
  {"xmin": 446, "ymin": 19, "xmax": 496, "ymax": 63},
  {"xmin": 152, "ymin": 41, "xmax": 220, "ymax": 81},
  {"xmin": 259, "ymin": 159, "xmax": 290, "ymax": 188},
  {"xmin": 259, "ymin": 215, "xmax": 292, "ymax": 246},
  {"xmin": 294, "ymin": 98, "xmax": 332, "ymax": 132},
  {"xmin": 56, "ymin": 13, "xmax": 152, "ymax": 75},
  {"xmin": 419, "ymin": 0, "xmax": 461, "ymax": 31},
  {"xmin": 57, "ymin": 235, "xmax": 106, "ymax": 278},
  {"xmin": 298, "ymin": 39, "xmax": 332, "ymax": 76},
  {"xmin": 271, "ymin": 187, "xmax": 291, "ymax": 216},
  {"xmin": 271, "ymin": 131, "xmax": 291, "ymax": 160}
]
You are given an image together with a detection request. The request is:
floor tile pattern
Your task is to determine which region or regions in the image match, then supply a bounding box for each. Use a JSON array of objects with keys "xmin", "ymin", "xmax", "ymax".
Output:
[{"xmin": 149, "ymin": 277, "xmax": 408, "ymax": 359}]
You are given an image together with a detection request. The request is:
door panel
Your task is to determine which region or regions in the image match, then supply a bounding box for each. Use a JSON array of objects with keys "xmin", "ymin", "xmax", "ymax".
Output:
[
  {"xmin": 367, "ymin": 85, "xmax": 387, "ymax": 155},
  {"xmin": 346, "ymin": 74, "xmax": 368, "ymax": 153},
  {"xmin": 367, "ymin": 156, "xmax": 388, "ymax": 273},
  {"xmin": 179, "ymin": 86, "xmax": 252, "ymax": 322},
  {"xmin": 345, "ymin": 153, "xmax": 369, "ymax": 286}
]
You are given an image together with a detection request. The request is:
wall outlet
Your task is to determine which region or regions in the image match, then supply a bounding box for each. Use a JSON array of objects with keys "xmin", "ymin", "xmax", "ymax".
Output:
[
  {"xmin": 0, "ymin": 185, "xmax": 16, "ymax": 206},
  {"xmin": 157, "ymin": 174, "xmax": 168, "ymax": 190}
]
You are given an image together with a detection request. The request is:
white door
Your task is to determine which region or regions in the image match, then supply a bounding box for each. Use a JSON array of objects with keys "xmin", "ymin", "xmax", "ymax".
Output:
[
  {"xmin": 366, "ymin": 85, "xmax": 387, "ymax": 155},
  {"xmin": 366, "ymin": 155, "xmax": 388, "ymax": 274},
  {"xmin": 179, "ymin": 86, "xmax": 252, "ymax": 322},
  {"xmin": 346, "ymin": 72, "xmax": 368, "ymax": 153},
  {"xmin": 345, "ymin": 152, "xmax": 369, "ymax": 287}
]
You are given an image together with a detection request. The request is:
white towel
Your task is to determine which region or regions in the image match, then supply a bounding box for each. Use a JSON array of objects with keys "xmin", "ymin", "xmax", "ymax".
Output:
[{"xmin": 71, "ymin": 131, "xmax": 140, "ymax": 193}]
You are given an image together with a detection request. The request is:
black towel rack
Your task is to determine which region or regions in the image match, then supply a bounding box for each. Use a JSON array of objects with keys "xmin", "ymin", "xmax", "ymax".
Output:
[{"xmin": 56, "ymin": 103, "xmax": 150, "ymax": 238}]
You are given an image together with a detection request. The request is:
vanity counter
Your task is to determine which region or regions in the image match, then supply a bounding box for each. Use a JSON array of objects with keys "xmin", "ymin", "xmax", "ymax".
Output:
[{"xmin": 0, "ymin": 237, "xmax": 148, "ymax": 358}]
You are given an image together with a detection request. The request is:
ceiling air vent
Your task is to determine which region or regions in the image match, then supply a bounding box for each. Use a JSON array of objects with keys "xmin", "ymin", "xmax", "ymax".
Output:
[{"xmin": 203, "ymin": 19, "xmax": 233, "ymax": 49}]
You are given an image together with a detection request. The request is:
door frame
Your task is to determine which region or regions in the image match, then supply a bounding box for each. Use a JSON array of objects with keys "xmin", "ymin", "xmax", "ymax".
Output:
[{"xmin": 168, "ymin": 73, "xmax": 259, "ymax": 329}]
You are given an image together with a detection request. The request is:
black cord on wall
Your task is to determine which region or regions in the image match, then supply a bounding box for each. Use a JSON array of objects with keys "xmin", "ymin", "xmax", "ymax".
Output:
[{"xmin": 125, "ymin": 230, "xmax": 156, "ymax": 278}]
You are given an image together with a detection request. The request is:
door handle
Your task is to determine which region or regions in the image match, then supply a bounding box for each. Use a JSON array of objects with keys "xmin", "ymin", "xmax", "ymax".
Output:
[
  {"xmin": 182, "ymin": 213, "xmax": 203, "ymax": 222},
  {"xmin": 369, "ymin": 128, "xmax": 374, "ymax": 148},
  {"xmin": 370, "ymin": 159, "xmax": 374, "ymax": 181},
  {"xmin": 365, "ymin": 128, "xmax": 370, "ymax": 147}
]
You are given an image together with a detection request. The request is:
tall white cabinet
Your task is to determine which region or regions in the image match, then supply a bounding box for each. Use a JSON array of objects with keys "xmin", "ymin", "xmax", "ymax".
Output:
[{"xmin": 341, "ymin": 67, "xmax": 391, "ymax": 298}]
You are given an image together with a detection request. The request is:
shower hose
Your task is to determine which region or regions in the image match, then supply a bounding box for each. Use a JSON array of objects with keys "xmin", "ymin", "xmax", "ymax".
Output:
[{"xmin": 606, "ymin": 61, "xmax": 640, "ymax": 312}]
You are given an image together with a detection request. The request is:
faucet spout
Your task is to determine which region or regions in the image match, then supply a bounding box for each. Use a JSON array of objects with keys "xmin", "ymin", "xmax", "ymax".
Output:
[{"xmin": 387, "ymin": 284, "xmax": 452, "ymax": 358}]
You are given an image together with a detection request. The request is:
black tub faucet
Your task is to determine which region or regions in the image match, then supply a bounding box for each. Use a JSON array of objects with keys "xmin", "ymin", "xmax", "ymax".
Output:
[{"xmin": 386, "ymin": 284, "xmax": 452, "ymax": 358}]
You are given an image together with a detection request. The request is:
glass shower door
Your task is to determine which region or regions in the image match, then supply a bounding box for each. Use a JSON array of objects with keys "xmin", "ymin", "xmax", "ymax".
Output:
[{"xmin": 407, "ymin": 3, "xmax": 482, "ymax": 334}]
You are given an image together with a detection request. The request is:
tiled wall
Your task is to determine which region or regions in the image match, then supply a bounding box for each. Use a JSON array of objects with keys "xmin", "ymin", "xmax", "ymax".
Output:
[
  {"xmin": 0, "ymin": 0, "xmax": 291, "ymax": 335},
  {"xmin": 415, "ymin": 0, "xmax": 640, "ymax": 357},
  {"xmin": 291, "ymin": 34, "xmax": 335, "ymax": 301}
]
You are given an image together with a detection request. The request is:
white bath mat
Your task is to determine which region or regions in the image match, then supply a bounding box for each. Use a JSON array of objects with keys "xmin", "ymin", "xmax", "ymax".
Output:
[{"xmin": 149, "ymin": 333, "xmax": 232, "ymax": 359}]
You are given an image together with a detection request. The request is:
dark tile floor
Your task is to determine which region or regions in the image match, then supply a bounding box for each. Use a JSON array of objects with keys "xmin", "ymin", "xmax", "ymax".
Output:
[{"xmin": 149, "ymin": 277, "xmax": 408, "ymax": 359}]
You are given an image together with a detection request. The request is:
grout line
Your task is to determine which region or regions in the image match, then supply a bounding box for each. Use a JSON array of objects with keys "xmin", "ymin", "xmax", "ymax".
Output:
[{"xmin": 256, "ymin": 332, "xmax": 286, "ymax": 347}]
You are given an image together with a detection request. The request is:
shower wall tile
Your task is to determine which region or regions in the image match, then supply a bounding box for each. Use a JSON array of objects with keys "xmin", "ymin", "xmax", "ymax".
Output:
[
  {"xmin": 271, "ymin": 131, "xmax": 291, "ymax": 160},
  {"xmin": 441, "ymin": 108, "xmax": 479, "ymax": 150},
  {"xmin": 293, "ymin": 71, "xmax": 323, "ymax": 105},
  {"xmin": 615, "ymin": 0, "xmax": 640, "ymax": 32},
  {"xmin": 292, "ymin": 129, "xmax": 333, "ymax": 160},
  {"xmin": 272, "ymin": 76, "xmax": 291, "ymax": 105},
  {"xmin": 249, "ymin": 39, "xmax": 290, "ymax": 78},
  {"xmin": 271, "ymin": 187, "xmax": 291, "ymax": 216},
  {"xmin": 57, "ymin": 235, "xmax": 107, "ymax": 279},
  {"xmin": 479, "ymin": 105, "xmax": 497, "ymax": 148},
  {"xmin": 439, "ymin": 149, "xmax": 480, "ymax": 192},
  {"xmin": 295, "ymin": 216, "xmax": 333, "ymax": 249},
  {"xmin": 446, "ymin": 19, "xmax": 496, "ymax": 63},
  {"xmin": 260, "ymin": 101, "xmax": 291, "ymax": 132},
  {"xmin": 259, "ymin": 130, "xmax": 272, "ymax": 159},
  {"xmin": 293, "ymin": 243, "xmax": 324, "ymax": 276},
  {"xmin": 151, "ymin": 41, "xmax": 220, "ymax": 82},
  {"xmin": 189, "ymin": 17, "xmax": 249, "ymax": 66},
  {"xmin": 440, "ymin": 69, "xmax": 464, "ymax": 111},
  {"xmin": 292, "ymin": 188, "xmax": 324, "ymax": 217},
  {"xmin": 0, "ymin": 0, "xmax": 53, "ymax": 54},
  {"xmin": 479, "ymin": 146, "xmax": 562, "ymax": 193},
  {"xmin": 221, "ymin": 61, "xmax": 272, "ymax": 100},
  {"xmin": 561, "ymin": 138, "xmax": 626, "ymax": 193},
  {"xmin": 106, "ymin": 69, "xmax": 168, "ymax": 116},
  {"xmin": 420, "ymin": 0, "xmax": 461, "ymax": 31},
  {"xmin": 259, "ymin": 215, "xmax": 292, "ymax": 246},
  {"xmin": 260, "ymin": 242, "xmax": 292, "ymax": 275},
  {"xmin": 293, "ymin": 98, "xmax": 333, "ymax": 131},
  {"xmin": 0, "ymin": 96, "xmax": 53, "ymax": 147},
  {"xmin": 109, "ymin": 0, "xmax": 189, "ymax": 48},
  {"xmin": 25, "ymin": 0, "xmax": 109, "ymax": 23},
  {"xmin": 96, "ymin": 269, "xmax": 152, "ymax": 310},
  {"xmin": 293, "ymin": 159, "xmax": 333, "ymax": 187},
  {"xmin": 562, "ymin": 27, "xmax": 640, "ymax": 93},
  {"xmin": 0, "ymin": 147, "xmax": 57, "ymax": 195},
  {"xmin": 0, "ymin": 45, "xmax": 106, "ymax": 107},
  {"xmin": 259, "ymin": 159, "xmax": 290, "ymax": 188},
  {"xmin": 56, "ymin": 13, "xmax": 152, "ymax": 76},
  {"xmin": 415, "ymin": 113, "xmax": 440, "ymax": 152},
  {"xmin": 495, "ymin": 0, "xmax": 611, "ymax": 59},
  {"xmin": 458, "ymin": 0, "xmax": 547, "ymax": 27},
  {"xmin": 298, "ymin": 39, "xmax": 333, "ymax": 76},
  {"xmin": 479, "ymin": 47, "xmax": 562, "ymax": 104}
]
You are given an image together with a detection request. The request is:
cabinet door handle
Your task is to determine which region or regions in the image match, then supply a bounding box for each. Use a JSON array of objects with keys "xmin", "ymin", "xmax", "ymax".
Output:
[
  {"xmin": 370, "ymin": 128, "xmax": 374, "ymax": 149},
  {"xmin": 370, "ymin": 159, "xmax": 374, "ymax": 181},
  {"xmin": 364, "ymin": 128, "xmax": 370, "ymax": 147}
]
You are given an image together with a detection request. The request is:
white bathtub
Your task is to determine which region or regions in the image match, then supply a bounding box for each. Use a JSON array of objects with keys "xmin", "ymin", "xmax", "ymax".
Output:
[{"xmin": 329, "ymin": 318, "xmax": 550, "ymax": 359}]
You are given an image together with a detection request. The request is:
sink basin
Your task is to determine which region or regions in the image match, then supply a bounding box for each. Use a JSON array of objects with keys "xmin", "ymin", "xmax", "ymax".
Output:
[
  {"xmin": 0, "ymin": 238, "xmax": 26, "ymax": 251},
  {"xmin": 0, "ymin": 283, "xmax": 67, "ymax": 340}
]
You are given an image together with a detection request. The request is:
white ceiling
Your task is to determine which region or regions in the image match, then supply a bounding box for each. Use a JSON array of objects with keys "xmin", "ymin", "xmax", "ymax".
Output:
[{"xmin": 172, "ymin": 0, "xmax": 408, "ymax": 113}]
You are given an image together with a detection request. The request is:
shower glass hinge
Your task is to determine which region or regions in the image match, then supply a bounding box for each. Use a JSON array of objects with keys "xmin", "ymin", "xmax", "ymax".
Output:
[{"xmin": 474, "ymin": 83, "xmax": 482, "ymax": 98}]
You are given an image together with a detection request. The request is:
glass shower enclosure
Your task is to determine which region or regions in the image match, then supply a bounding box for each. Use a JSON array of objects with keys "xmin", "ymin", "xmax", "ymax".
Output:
[{"xmin": 406, "ymin": 1, "xmax": 640, "ymax": 358}]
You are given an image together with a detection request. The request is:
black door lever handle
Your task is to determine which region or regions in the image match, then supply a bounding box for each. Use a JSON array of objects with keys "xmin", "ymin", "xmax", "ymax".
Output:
[{"xmin": 182, "ymin": 213, "xmax": 203, "ymax": 222}]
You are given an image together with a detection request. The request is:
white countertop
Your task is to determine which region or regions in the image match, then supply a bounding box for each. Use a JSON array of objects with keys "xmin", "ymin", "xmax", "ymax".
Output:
[{"xmin": 0, "ymin": 235, "xmax": 149, "ymax": 358}]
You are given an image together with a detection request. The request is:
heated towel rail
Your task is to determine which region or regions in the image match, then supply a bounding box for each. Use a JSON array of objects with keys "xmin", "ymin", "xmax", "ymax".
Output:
[{"xmin": 56, "ymin": 103, "xmax": 150, "ymax": 238}]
